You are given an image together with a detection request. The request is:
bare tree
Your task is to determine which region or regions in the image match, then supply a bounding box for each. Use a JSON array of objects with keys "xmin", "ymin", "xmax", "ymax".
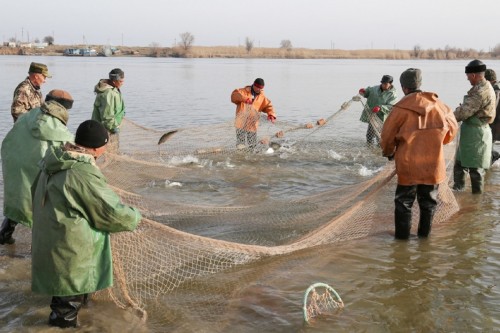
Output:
[
  {"xmin": 43, "ymin": 35, "xmax": 54, "ymax": 45},
  {"xmin": 245, "ymin": 37, "xmax": 254, "ymax": 53},
  {"xmin": 149, "ymin": 42, "xmax": 162, "ymax": 57},
  {"xmin": 280, "ymin": 39, "xmax": 293, "ymax": 51},
  {"xmin": 412, "ymin": 44, "xmax": 422, "ymax": 58},
  {"xmin": 179, "ymin": 32, "xmax": 194, "ymax": 51},
  {"xmin": 492, "ymin": 43, "xmax": 500, "ymax": 57}
]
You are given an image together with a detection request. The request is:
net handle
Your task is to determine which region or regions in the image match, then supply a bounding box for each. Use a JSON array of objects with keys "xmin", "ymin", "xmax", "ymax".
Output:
[{"xmin": 302, "ymin": 282, "xmax": 343, "ymax": 323}]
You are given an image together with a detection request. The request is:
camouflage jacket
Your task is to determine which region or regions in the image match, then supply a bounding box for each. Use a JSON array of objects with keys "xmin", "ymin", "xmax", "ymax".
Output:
[
  {"xmin": 454, "ymin": 79, "xmax": 495, "ymax": 124},
  {"xmin": 11, "ymin": 77, "xmax": 43, "ymax": 122}
]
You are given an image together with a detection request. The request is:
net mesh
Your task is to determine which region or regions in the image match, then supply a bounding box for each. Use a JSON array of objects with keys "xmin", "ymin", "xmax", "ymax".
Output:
[{"xmin": 92, "ymin": 96, "xmax": 459, "ymax": 326}]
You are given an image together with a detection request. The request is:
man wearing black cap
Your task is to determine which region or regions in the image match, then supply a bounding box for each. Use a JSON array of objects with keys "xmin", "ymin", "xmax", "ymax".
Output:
[
  {"xmin": 11, "ymin": 62, "xmax": 52, "ymax": 122},
  {"xmin": 231, "ymin": 78, "xmax": 277, "ymax": 149},
  {"xmin": 91, "ymin": 68, "xmax": 126, "ymax": 152},
  {"xmin": 453, "ymin": 60, "xmax": 496, "ymax": 194},
  {"xmin": 358, "ymin": 75, "xmax": 398, "ymax": 145},
  {"xmin": 0, "ymin": 90, "xmax": 74, "ymax": 245},
  {"xmin": 381, "ymin": 68, "xmax": 458, "ymax": 239},
  {"xmin": 31, "ymin": 120, "xmax": 141, "ymax": 328}
]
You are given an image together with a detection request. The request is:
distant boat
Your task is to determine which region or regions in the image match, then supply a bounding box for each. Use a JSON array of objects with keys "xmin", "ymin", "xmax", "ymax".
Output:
[{"xmin": 63, "ymin": 48, "xmax": 97, "ymax": 56}]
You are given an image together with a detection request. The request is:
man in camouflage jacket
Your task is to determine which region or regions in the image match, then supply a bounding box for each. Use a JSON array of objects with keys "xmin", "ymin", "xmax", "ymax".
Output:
[
  {"xmin": 453, "ymin": 60, "xmax": 496, "ymax": 194},
  {"xmin": 11, "ymin": 62, "xmax": 51, "ymax": 122}
]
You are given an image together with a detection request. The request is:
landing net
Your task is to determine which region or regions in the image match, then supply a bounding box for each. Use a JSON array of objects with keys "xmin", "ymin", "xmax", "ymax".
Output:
[{"xmin": 94, "ymin": 96, "xmax": 459, "ymax": 325}]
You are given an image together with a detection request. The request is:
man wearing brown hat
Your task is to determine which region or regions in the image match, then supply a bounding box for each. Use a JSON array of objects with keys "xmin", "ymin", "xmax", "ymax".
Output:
[
  {"xmin": 358, "ymin": 74, "xmax": 398, "ymax": 145},
  {"xmin": 453, "ymin": 60, "xmax": 496, "ymax": 194},
  {"xmin": 381, "ymin": 68, "xmax": 458, "ymax": 239},
  {"xmin": 91, "ymin": 68, "xmax": 126, "ymax": 152},
  {"xmin": 11, "ymin": 62, "xmax": 52, "ymax": 122},
  {"xmin": 231, "ymin": 78, "xmax": 277, "ymax": 149},
  {"xmin": 0, "ymin": 90, "xmax": 74, "ymax": 245},
  {"xmin": 31, "ymin": 120, "xmax": 141, "ymax": 328}
]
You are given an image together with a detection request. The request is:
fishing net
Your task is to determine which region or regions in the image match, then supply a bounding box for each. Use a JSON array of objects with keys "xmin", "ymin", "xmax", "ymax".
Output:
[{"xmin": 93, "ymin": 95, "xmax": 459, "ymax": 326}]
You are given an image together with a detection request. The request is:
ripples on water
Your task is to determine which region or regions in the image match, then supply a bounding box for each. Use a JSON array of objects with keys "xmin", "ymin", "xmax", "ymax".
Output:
[{"xmin": 0, "ymin": 57, "xmax": 499, "ymax": 332}]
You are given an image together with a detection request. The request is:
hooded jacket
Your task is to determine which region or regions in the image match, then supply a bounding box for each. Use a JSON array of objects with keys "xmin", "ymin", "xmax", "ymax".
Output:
[
  {"xmin": 381, "ymin": 91, "xmax": 458, "ymax": 186},
  {"xmin": 91, "ymin": 79, "xmax": 125, "ymax": 132},
  {"xmin": 454, "ymin": 79, "xmax": 496, "ymax": 168},
  {"xmin": 1, "ymin": 101, "xmax": 74, "ymax": 227},
  {"xmin": 31, "ymin": 144, "xmax": 141, "ymax": 296},
  {"xmin": 231, "ymin": 86, "xmax": 276, "ymax": 132},
  {"xmin": 359, "ymin": 84, "xmax": 397, "ymax": 123}
]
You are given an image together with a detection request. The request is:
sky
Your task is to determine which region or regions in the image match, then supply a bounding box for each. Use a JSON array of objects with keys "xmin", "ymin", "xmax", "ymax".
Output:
[{"xmin": 1, "ymin": 0, "xmax": 499, "ymax": 51}]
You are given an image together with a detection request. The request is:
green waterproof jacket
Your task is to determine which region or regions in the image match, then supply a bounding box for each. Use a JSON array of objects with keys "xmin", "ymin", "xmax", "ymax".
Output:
[
  {"xmin": 31, "ymin": 144, "xmax": 141, "ymax": 296},
  {"xmin": 454, "ymin": 79, "xmax": 496, "ymax": 169},
  {"xmin": 359, "ymin": 84, "xmax": 397, "ymax": 123},
  {"xmin": 91, "ymin": 79, "xmax": 125, "ymax": 133},
  {"xmin": 1, "ymin": 101, "xmax": 74, "ymax": 227}
]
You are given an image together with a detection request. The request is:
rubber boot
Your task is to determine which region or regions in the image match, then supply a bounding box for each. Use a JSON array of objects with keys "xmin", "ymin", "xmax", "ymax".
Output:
[
  {"xmin": 394, "ymin": 210, "xmax": 412, "ymax": 240},
  {"xmin": 417, "ymin": 210, "xmax": 435, "ymax": 238},
  {"xmin": 453, "ymin": 161, "xmax": 466, "ymax": 191},
  {"xmin": 469, "ymin": 168, "xmax": 484, "ymax": 194},
  {"xmin": 48, "ymin": 296, "xmax": 83, "ymax": 328},
  {"xmin": 0, "ymin": 218, "xmax": 17, "ymax": 245}
]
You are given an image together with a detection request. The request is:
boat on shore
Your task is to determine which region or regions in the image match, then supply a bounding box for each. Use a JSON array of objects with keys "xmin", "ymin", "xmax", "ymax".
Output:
[{"xmin": 63, "ymin": 48, "xmax": 97, "ymax": 56}]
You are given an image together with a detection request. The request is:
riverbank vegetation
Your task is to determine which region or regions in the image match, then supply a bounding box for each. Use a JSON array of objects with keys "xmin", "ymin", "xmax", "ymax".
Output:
[{"xmin": 1, "ymin": 43, "xmax": 500, "ymax": 60}]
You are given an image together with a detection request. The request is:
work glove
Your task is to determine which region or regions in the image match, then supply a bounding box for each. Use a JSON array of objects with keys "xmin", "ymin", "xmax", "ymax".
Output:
[
  {"xmin": 372, "ymin": 106, "xmax": 381, "ymax": 113},
  {"xmin": 267, "ymin": 114, "xmax": 276, "ymax": 123},
  {"xmin": 358, "ymin": 88, "xmax": 366, "ymax": 95},
  {"xmin": 245, "ymin": 98, "xmax": 253, "ymax": 104}
]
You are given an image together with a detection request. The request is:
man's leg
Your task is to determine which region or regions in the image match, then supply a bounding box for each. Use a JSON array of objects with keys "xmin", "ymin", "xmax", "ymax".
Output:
[
  {"xmin": 394, "ymin": 185, "xmax": 417, "ymax": 240},
  {"xmin": 247, "ymin": 131, "xmax": 257, "ymax": 149},
  {"xmin": 416, "ymin": 184, "xmax": 439, "ymax": 237},
  {"xmin": 236, "ymin": 129, "xmax": 245, "ymax": 147},
  {"xmin": 469, "ymin": 168, "xmax": 485, "ymax": 194},
  {"xmin": 48, "ymin": 295, "xmax": 86, "ymax": 328},
  {"xmin": 453, "ymin": 160, "xmax": 467, "ymax": 191},
  {"xmin": 0, "ymin": 218, "xmax": 17, "ymax": 245}
]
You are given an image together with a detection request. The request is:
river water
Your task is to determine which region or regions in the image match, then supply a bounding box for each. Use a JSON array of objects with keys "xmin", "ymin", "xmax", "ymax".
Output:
[{"xmin": 0, "ymin": 56, "xmax": 499, "ymax": 332}]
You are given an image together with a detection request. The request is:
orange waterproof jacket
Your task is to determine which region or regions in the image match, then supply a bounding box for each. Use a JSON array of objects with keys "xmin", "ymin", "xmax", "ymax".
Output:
[
  {"xmin": 380, "ymin": 91, "xmax": 458, "ymax": 186},
  {"xmin": 231, "ymin": 86, "xmax": 276, "ymax": 132}
]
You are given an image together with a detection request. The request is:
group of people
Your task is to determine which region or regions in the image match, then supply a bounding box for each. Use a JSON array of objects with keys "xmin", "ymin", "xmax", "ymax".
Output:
[
  {"xmin": 0, "ymin": 62, "xmax": 141, "ymax": 328},
  {"xmin": 361, "ymin": 60, "xmax": 498, "ymax": 240}
]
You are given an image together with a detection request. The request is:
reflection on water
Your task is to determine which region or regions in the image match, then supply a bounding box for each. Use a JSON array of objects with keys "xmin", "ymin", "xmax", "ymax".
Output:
[{"xmin": 0, "ymin": 57, "xmax": 499, "ymax": 332}]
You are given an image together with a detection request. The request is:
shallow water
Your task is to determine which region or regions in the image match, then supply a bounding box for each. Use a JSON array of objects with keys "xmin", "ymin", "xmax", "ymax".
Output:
[{"xmin": 0, "ymin": 56, "xmax": 499, "ymax": 332}]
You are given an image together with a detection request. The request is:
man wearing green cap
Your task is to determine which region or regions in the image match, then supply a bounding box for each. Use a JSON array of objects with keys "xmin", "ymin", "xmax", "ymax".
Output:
[
  {"xmin": 11, "ymin": 62, "xmax": 51, "ymax": 122},
  {"xmin": 453, "ymin": 60, "xmax": 496, "ymax": 194}
]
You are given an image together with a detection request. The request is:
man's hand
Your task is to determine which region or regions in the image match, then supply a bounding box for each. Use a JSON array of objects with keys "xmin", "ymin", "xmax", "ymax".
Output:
[
  {"xmin": 245, "ymin": 98, "xmax": 253, "ymax": 104},
  {"xmin": 267, "ymin": 114, "xmax": 276, "ymax": 123},
  {"xmin": 358, "ymin": 88, "xmax": 366, "ymax": 95},
  {"xmin": 372, "ymin": 106, "xmax": 381, "ymax": 113}
]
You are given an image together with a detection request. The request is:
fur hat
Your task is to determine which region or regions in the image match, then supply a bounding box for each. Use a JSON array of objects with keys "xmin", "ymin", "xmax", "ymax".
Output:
[
  {"xmin": 75, "ymin": 120, "xmax": 109, "ymax": 148},
  {"xmin": 465, "ymin": 60, "xmax": 486, "ymax": 74},
  {"xmin": 45, "ymin": 89, "xmax": 74, "ymax": 110},
  {"xmin": 400, "ymin": 68, "xmax": 422, "ymax": 90}
]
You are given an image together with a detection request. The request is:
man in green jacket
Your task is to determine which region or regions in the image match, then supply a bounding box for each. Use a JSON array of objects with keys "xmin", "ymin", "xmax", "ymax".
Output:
[
  {"xmin": 0, "ymin": 90, "xmax": 74, "ymax": 245},
  {"xmin": 358, "ymin": 75, "xmax": 398, "ymax": 145},
  {"xmin": 31, "ymin": 120, "xmax": 142, "ymax": 328},
  {"xmin": 91, "ymin": 68, "xmax": 126, "ymax": 152},
  {"xmin": 453, "ymin": 60, "xmax": 496, "ymax": 194}
]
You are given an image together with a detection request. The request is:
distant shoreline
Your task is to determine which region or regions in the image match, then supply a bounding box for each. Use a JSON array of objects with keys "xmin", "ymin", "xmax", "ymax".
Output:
[{"xmin": 1, "ymin": 44, "xmax": 497, "ymax": 60}]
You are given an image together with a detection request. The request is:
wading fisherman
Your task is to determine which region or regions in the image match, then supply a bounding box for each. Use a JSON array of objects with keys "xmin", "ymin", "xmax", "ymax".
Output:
[
  {"xmin": 231, "ymin": 78, "xmax": 277, "ymax": 149},
  {"xmin": 358, "ymin": 75, "xmax": 398, "ymax": 145},
  {"xmin": 0, "ymin": 90, "xmax": 74, "ymax": 245},
  {"xmin": 453, "ymin": 60, "xmax": 496, "ymax": 194},
  {"xmin": 381, "ymin": 68, "xmax": 458, "ymax": 239},
  {"xmin": 31, "ymin": 120, "xmax": 141, "ymax": 328},
  {"xmin": 92, "ymin": 68, "xmax": 126, "ymax": 152},
  {"xmin": 484, "ymin": 68, "xmax": 500, "ymax": 164}
]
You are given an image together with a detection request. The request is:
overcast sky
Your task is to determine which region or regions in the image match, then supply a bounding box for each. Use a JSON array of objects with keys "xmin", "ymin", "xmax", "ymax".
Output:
[{"xmin": 1, "ymin": 0, "xmax": 499, "ymax": 51}]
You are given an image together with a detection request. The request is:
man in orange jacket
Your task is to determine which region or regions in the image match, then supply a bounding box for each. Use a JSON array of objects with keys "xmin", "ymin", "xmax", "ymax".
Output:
[
  {"xmin": 381, "ymin": 68, "xmax": 458, "ymax": 239},
  {"xmin": 231, "ymin": 78, "xmax": 276, "ymax": 149}
]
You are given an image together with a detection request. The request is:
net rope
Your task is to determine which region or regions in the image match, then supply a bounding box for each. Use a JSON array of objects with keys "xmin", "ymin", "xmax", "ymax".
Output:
[{"xmin": 90, "ymin": 95, "xmax": 459, "ymax": 326}]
